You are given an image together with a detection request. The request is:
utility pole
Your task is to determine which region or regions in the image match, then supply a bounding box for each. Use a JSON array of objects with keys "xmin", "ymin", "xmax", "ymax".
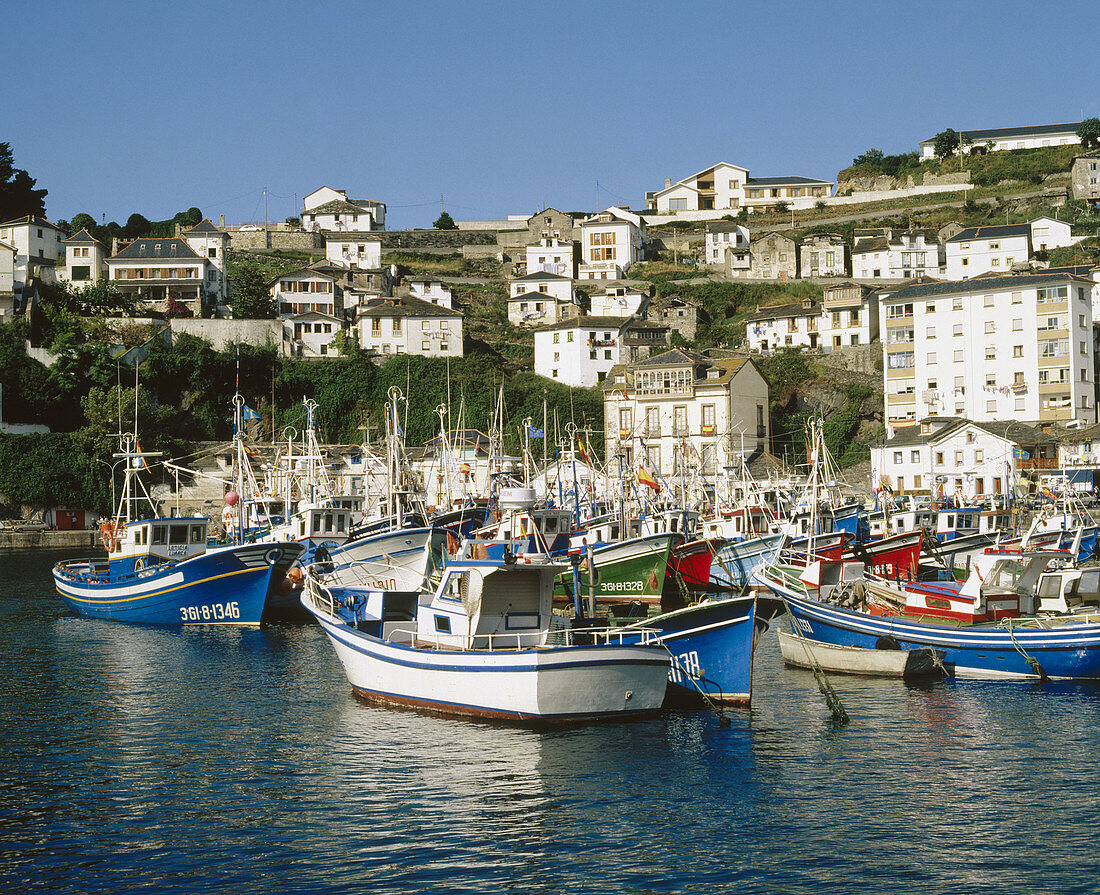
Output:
[
  {"xmin": 264, "ymin": 186, "xmax": 268, "ymax": 227},
  {"xmin": 596, "ymin": 180, "xmax": 599, "ymax": 212},
  {"xmin": 440, "ymin": 193, "xmax": 444, "ymax": 216}
]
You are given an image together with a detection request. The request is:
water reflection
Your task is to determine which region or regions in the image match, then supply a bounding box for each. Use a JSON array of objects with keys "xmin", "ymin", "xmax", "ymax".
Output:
[{"xmin": 3, "ymin": 551, "xmax": 1100, "ymax": 893}]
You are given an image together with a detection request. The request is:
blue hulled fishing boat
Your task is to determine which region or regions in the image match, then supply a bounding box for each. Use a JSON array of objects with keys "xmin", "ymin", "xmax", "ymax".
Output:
[{"xmin": 53, "ymin": 435, "xmax": 304, "ymax": 625}]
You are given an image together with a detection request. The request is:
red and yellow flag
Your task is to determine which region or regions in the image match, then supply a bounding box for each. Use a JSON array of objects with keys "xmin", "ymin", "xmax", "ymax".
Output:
[{"xmin": 637, "ymin": 465, "xmax": 660, "ymax": 492}]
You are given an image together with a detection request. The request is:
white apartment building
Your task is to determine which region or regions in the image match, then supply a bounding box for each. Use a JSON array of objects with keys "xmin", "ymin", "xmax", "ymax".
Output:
[
  {"xmin": 356, "ymin": 296, "xmax": 463, "ymax": 358},
  {"xmin": 879, "ymin": 273, "xmax": 1096, "ymax": 429},
  {"xmin": 870, "ymin": 418, "xmax": 1044, "ymax": 501},
  {"xmin": 852, "ymin": 229, "xmax": 944, "ymax": 280},
  {"xmin": 325, "ymin": 234, "xmax": 382, "ymax": 269},
  {"xmin": 602, "ymin": 349, "xmax": 770, "ymax": 479},
  {"xmin": 406, "ymin": 279, "xmax": 453, "ymax": 308},
  {"xmin": 533, "ymin": 316, "xmax": 630, "ymax": 387},
  {"xmin": 302, "ymin": 186, "xmax": 386, "ymax": 230},
  {"xmin": 589, "ymin": 282, "xmax": 649, "ymax": 317},
  {"xmin": 944, "ymin": 219, "xmax": 1072, "ymax": 280},
  {"xmin": 578, "ymin": 207, "xmax": 645, "ymax": 280},
  {"xmin": 508, "ymin": 272, "xmax": 579, "ymax": 326},
  {"xmin": 0, "ymin": 215, "xmax": 63, "ymax": 293},
  {"xmin": 647, "ymin": 162, "xmax": 832, "ymax": 214},
  {"xmin": 919, "ymin": 122, "xmax": 1083, "ymax": 160},
  {"xmin": 525, "ymin": 238, "xmax": 575, "ymax": 278},
  {"xmin": 60, "ymin": 228, "xmax": 108, "ymax": 287},
  {"xmin": 822, "ymin": 282, "xmax": 878, "ymax": 350},
  {"xmin": 744, "ymin": 299, "xmax": 822, "ymax": 351},
  {"xmin": 704, "ymin": 222, "xmax": 749, "ymax": 265}
]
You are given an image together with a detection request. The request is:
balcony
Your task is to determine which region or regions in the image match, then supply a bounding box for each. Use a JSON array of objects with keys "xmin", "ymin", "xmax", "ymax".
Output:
[{"xmin": 1017, "ymin": 457, "xmax": 1058, "ymax": 470}]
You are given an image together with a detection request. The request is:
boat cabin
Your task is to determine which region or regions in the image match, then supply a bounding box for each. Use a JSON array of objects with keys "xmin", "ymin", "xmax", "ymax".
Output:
[{"xmin": 108, "ymin": 517, "xmax": 210, "ymax": 571}]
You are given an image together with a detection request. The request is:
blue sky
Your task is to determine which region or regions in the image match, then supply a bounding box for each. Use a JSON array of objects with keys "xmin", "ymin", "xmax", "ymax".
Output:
[{"xmin": 5, "ymin": 0, "xmax": 1099, "ymax": 230}]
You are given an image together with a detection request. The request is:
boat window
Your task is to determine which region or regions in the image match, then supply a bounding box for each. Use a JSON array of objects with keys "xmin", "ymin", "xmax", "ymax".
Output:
[
  {"xmin": 434, "ymin": 614, "xmax": 451, "ymax": 633},
  {"xmin": 1037, "ymin": 576, "xmax": 1063, "ymax": 599},
  {"xmin": 313, "ymin": 515, "xmax": 322, "ymax": 533},
  {"xmin": 134, "ymin": 527, "xmax": 145, "ymax": 546},
  {"xmin": 945, "ymin": 515, "xmax": 954, "ymax": 527},
  {"xmin": 299, "ymin": 520, "xmax": 306, "ymax": 537},
  {"xmin": 670, "ymin": 518, "xmax": 678, "ymax": 531},
  {"xmin": 337, "ymin": 513, "xmax": 346, "ymax": 532},
  {"xmin": 169, "ymin": 525, "xmax": 188, "ymax": 546},
  {"xmin": 545, "ymin": 517, "xmax": 557, "ymax": 532},
  {"xmin": 325, "ymin": 514, "xmax": 334, "ymax": 533},
  {"xmin": 611, "ymin": 525, "xmax": 619, "ymax": 540},
  {"xmin": 1076, "ymin": 570, "xmax": 1100, "ymax": 599},
  {"xmin": 986, "ymin": 560, "xmax": 1026, "ymax": 589},
  {"xmin": 190, "ymin": 525, "xmax": 205, "ymax": 544},
  {"xmin": 152, "ymin": 526, "xmax": 167, "ymax": 545}
]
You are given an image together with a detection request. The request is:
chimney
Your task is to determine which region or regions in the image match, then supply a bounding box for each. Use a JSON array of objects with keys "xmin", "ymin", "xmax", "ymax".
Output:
[
  {"xmin": 665, "ymin": 178, "xmax": 672, "ymax": 189},
  {"xmin": 220, "ymin": 214, "xmax": 225, "ymax": 229}
]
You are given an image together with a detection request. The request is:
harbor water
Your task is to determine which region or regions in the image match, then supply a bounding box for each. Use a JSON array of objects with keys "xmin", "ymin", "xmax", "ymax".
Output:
[{"xmin": 4, "ymin": 549, "xmax": 1100, "ymax": 894}]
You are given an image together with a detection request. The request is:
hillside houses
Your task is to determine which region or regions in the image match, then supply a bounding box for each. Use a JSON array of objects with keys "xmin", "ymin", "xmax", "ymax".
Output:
[
  {"xmin": 918, "ymin": 121, "xmax": 1084, "ymax": 159},
  {"xmin": 647, "ymin": 162, "xmax": 833, "ymax": 214}
]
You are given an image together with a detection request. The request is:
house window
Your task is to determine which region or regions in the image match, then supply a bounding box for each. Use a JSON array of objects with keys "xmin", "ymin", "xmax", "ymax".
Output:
[
  {"xmin": 893, "ymin": 451, "xmax": 903, "ymax": 464},
  {"xmin": 954, "ymin": 350, "xmax": 964, "ymax": 362},
  {"xmin": 422, "ymin": 341, "xmax": 430, "ymax": 351},
  {"xmin": 669, "ymin": 198, "xmax": 687, "ymax": 211},
  {"xmin": 927, "ymin": 352, "xmax": 936, "ymax": 364},
  {"xmin": 553, "ymin": 332, "xmax": 559, "ymax": 343},
  {"xmin": 371, "ymin": 319, "xmax": 381, "ymax": 335},
  {"xmin": 1014, "ymin": 345, "xmax": 1023, "ymax": 357},
  {"xmin": 953, "ymin": 324, "xmax": 963, "ymax": 336},
  {"xmin": 1012, "ymin": 292, "xmax": 1022, "ymax": 304},
  {"xmin": 1013, "ymin": 318, "xmax": 1023, "ymax": 331},
  {"xmin": 911, "ymin": 450, "xmax": 920, "ymax": 463},
  {"xmin": 935, "ymin": 452, "xmax": 944, "ymax": 466}
]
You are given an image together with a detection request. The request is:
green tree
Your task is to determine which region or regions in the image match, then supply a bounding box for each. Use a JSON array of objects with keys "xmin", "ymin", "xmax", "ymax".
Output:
[
  {"xmin": 1078, "ymin": 118, "xmax": 1100, "ymax": 151},
  {"xmin": 124, "ymin": 213, "xmax": 151, "ymax": 238},
  {"xmin": 852, "ymin": 148, "xmax": 884, "ymax": 166},
  {"xmin": 933, "ymin": 128, "xmax": 960, "ymax": 160},
  {"xmin": 434, "ymin": 211, "xmax": 457, "ymax": 230},
  {"xmin": 0, "ymin": 142, "xmax": 47, "ymax": 220},
  {"xmin": 229, "ymin": 262, "xmax": 276, "ymax": 318},
  {"xmin": 69, "ymin": 212, "xmax": 98, "ymax": 235}
]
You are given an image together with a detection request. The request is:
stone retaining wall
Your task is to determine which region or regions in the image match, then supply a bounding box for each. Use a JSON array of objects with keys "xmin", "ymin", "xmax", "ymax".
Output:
[
  {"xmin": 227, "ymin": 229, "xmax": 326, "ymax": 251},
  {"xmin": 380, "ymin": 230, "xmax": 497, "ymax": 250},
  {"xmin": 0, "ymin": 530, "xmax": 99, "ymax": 549}
]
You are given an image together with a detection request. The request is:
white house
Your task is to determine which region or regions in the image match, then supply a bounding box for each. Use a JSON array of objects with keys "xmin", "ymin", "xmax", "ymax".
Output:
[
  {"xmin": 800, "ymin": 233, "xmax": 849, "ymax": 278},
  {"xmin": 356, "ymin": 296, "xmax": 463, "ymax": 358},
  {"xmin": 602, "ymin": 349, "xmax": 770, "ymax": 480},
  {"xmin": 405, "ymin": 279, "xmax": 453, "ymax": 308},
  {"xmin": 0, "ymin": 239, "xmax": 14, "ymax": 296},
  {"xmin": 302, "ymin": 186, "xmax": 386, "ymax": 231},
  {"xmin": 588, "ymin": 282, "xmax": 649, "ymax": 317},
  {"xmin": 919, "ymin": 122, "xmax": 1084, "ymax": 160},
  {"xmin": 578, "ymin": 207, "xmax": 645, "ymax": 280},
  {"xmin": 285, "ymin": 311, "xmax": 344, "ymax": 358},
  {"xmin": 853, "ymin": 228, "xmax": 944, "ymax": 280},
  {"xmin": 870, "ymin": 417, "xmax": 1049, "ymax": 501},
  {"xmin": 878, "ymin": 273, "xmax": 1095, "ymax": 429},
  {"xmin": 508, "ymin": 272, "xmax": 579, "ymax": 326},
  {"xmin": 744, "ymin": 299, "xmax": 822, "ymax": 351},
  {"xmin": 648, "ymin": 162, "xmax": 750, "ymax": 213},
  {"xmin": 182, "ymin": 219, "xmax": 230, "ymax": 306},
  {"xmin": 533, "ymin": 316, "xmax": 630, "ymax": 387},
  {"xmin": 704, "ymin": 222, "xmax": 749, "ymax": 266},
  {"xmin": 821, "ymin": 282, "xmax": 879, "ymax": 350},
  {"xmin": 525, "ymin": 237, "xmax": 575, "ymax": 279},
  {"xmin": 0, "ymin": 215, "xmax": 63, "ymax": 293},
  {"xmin": 325, "ymin": 234, "xmax": 382, "ymax": 269},
  {"xmin": 944, "ymin": 223, "xmax": 1032, "ymax": 280},
  {"xmin": 647, "ymin": 162, "xmax": 832, "ymax": 215},
  {"xmin": 106, "ymin": 237, "xmax": 213, "ymax": 315},
  {"xmin": 60, "ymin": 228, "xmax": 108, "ymax": 287},
  {"xmin": 1028, "ymin": 216, "xmax": 1074, "ymax": 252},
  {"xmin": 270, "ymin": 266, "xmax": 347, "ymax": 318}
]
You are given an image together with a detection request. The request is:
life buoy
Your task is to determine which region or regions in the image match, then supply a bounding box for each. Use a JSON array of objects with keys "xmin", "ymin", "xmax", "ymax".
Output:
[{"xmin": 100, "ymin": 521, "xmax": 118, "ymax": 553}]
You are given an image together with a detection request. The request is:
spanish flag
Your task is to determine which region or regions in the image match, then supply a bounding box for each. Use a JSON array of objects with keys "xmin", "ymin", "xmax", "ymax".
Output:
[
  {"xmin": 576, "ymin": 435, "xmax": 591, "ymax": 466},
  {"xmin": 637, "ymin": 464, "xmax": 660, "ymax": 492}
]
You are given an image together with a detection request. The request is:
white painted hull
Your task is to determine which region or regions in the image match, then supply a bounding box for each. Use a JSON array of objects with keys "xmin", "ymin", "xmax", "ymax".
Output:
[
  {"xmin": 777, "ymin": 629, "xmax": 946, "ymax": 678},
  {"xmin": 311, "ymin": 612, "xmax": 670, "ymax": 723}
]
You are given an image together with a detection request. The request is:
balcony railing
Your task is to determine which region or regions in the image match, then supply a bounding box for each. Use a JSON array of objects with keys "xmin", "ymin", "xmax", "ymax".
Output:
[{"xmin": 1018, "ymin": 457, "xmax": 1058, "ymax": 470}]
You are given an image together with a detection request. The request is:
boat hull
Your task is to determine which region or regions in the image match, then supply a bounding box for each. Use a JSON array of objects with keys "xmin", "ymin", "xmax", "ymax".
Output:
[
  {"xmin": 53, "ymin": 542, "xmax": 304, "ymax": 625},
  {"xmin": 555, "ymin": 534, "xmax": 679, "ymax": 605},
  {"xmin": 620, "ymin": 595, "xmax": 759, "ymax": 705},
  {"xmin": 306, "ymin": 608, "xmax": 670, "ymax": 723},
  {"xmin": 776, "ymin": 629, "xmax": 946, "ymax": 678},
  {"xmin": 762, "ymin": 571, "xmax": 1100, "ymax": 680}
]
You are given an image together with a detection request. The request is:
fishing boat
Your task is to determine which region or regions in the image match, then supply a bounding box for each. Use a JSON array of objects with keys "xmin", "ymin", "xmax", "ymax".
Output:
[
  {"xmin": 301, "ymin": 549, "xmax": 670, "ymax": 724},
  {"xmin": 776, "ymin": 628, "xmax": 946, "ymax": 678},
  {"xmin": 756, "ymin": 557, "xmax": 1100, "ymax": 680},
  {"xmin": 53, "ymin": 436, "xmax": 304, "ymax": 625}
]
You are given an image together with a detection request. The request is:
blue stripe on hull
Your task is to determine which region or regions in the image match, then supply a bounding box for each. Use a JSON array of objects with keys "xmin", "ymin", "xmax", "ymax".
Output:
[{"xmin": 779, "ymin": 591, "xmax": 1100, "ymax": 679}]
